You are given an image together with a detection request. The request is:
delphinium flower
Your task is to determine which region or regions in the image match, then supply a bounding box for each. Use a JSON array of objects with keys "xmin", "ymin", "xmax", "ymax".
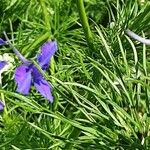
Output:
[
  {"xmin": 1, "ymin": 34, "xmax": 57, "ymax": 103},
  {"xmin": 0, "ymin": 100, "xmax": 4, "ymax": 111},
  {"xmin": 0, "ymin": 60, "xmax": 7, "ymax": 110}
]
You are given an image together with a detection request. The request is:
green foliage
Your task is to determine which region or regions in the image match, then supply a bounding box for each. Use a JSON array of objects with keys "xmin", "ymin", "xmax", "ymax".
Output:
[{"xmin": 0, "ymin": 0, "xmax": 150, "ymax": 150}]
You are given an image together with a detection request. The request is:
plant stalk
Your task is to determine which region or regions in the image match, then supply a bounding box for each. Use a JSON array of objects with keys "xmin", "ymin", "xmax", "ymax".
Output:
[
  {"xmin": 39, "ymin": 0, "xmax": 58, "ymax": 112},
  {"xmin": 76, "ymin": 0, "xmax": 94, "ymax": 50},
  {"xmin": 39, "ymin": 0, "xmax": 51, "ymax": 31}
]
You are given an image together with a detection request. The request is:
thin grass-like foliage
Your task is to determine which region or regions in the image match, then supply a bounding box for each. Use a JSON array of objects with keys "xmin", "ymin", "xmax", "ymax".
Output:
[{"xmin": 0, "ymin": 0, "xmax": 150, "ymax": 150}]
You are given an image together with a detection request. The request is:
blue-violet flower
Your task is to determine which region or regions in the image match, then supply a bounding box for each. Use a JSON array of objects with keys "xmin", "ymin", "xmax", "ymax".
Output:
[
  {"xmin": 0, "ymin": 37, "xmax": 57, "ymax": 103},
  {"xmin": 0, "ymin": 60, "xmax": 7, "ymax": 110},
  {"xmin": 0, "ymin": 100, "xmax": 4, "ymax": 111}
]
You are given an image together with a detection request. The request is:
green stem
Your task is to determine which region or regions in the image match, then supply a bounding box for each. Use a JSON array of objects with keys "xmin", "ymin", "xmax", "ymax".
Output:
[
  {"xmin": 39, "ymin": 0, "xmax": 55, "ymax": 74},
  {"xmin": 50, "ymin": 57, "xmax": 56, "ymax": 112},
  {"xmin": 22, "ymin": 0, "xmax": 52, "ymax": 55},
  {"xmin": 39, "ymin": 0, "xmax": 51, "ymax": 32},
  {"xmin": 22, "ymin": 32, "xmax": 50, "ymax": 55},
  {"xmin": 76, "ymin": 0, "xmax": 94, "ymax": 50},
  {"xmin": 64, "ymin": 2, "xmax": 94, "ymax": 149},
  {"xmin": 39, "ymin": 0, "xmax": 57, "ymax": 111}
]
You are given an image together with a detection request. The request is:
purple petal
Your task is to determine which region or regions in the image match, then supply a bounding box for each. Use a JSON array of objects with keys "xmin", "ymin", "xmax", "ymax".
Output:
[
  {"xmin": 15, "ymin": 65, "xmax": 32, "ymax": 95},
  {"xmin": 37, "ymin": 41, "xmax": 57, "ymax": 70},
  {"xmin": 0, "ymin": 101, "xmax": 4, "ymax": 111},
  {"xmin": 0, "ymin": 61, "xmax": 7, "ymax": 70},
  {"xmin": 32, "ymin": 67, "xmax": 53, "ymax": 102},
  {"xmin": 0, "ymin": 38, "xmax": 6, "ymax": 46},
  {"xmin": 34, "ymin": 79, "xmax": 53, "ymax": 103}
]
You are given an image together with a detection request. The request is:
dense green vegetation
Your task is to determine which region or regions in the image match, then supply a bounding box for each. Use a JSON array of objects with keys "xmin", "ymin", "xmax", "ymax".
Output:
[{"xmin": 0, "ymin": 0, "xmax": 150, "ymax": 149}]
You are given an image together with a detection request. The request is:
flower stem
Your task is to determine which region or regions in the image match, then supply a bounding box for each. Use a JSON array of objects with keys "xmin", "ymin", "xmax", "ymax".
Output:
[
  {"xmin": 39, "ymin": 0, "xmax": 55, "ymax": 74},
  {"xmin": 22, "ymin": 32, "xmax": 50, "ymax": 55},
  {"xmin": 39, "ymin": 0, "xmax": 51, "ymax": 32},
  {"xmin": 40, "ymin": 0, "xmax": 57, "ymax": 108},
  {"xmin": 76, "ymin": 0, "xmax": 94, "ymax": 50},
  {"xmin": 39, "ymin": 0, "xmax": 57, "ymax": 110},
  {"xmin": 3, "ymin": 32, "xmax": 30, "ymax": 64}
]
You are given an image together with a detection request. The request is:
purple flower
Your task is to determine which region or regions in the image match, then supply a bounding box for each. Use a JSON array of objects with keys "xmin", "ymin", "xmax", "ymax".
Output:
[
  {"xmin": 0, "ymin": 60, "xmax": 7, "ymax": 111},
  {"xmin": 0, "ymin": 101, "xmax": 4, "ymax": 111},
  {"xmin": 1, "ymin": 33, "xmax": 57, "ymax": 102},
  {"xmin": 14, "ymin": 41, "xmax": 57, "ymax": 103}
]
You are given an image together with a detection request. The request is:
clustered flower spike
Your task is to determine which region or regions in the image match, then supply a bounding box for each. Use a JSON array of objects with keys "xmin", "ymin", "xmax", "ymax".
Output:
[{"xmin": 0, "ymin": 36, "xmax": 57, "ymax": 103}]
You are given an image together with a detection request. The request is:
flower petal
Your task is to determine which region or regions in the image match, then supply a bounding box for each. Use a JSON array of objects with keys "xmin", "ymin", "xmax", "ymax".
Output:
[
  {"xmin": 0, "ymin": 61, "xmax": 7, "ymax": 70},
  {"xmin": 32, "ymin": 67, "xmax": 53, "ymax": 102},
  {"xmin": 34, "ymin": 79, "xmax": 53, "ymax": 102},
  {"xmin": 0, "ymin": 101, "xmax": 4, "ymax": 111},
  {"xmin": 37, "ymin": 41, "xmax": 57, "ymax": 70},
  {"xmin": 15, "ymin": 65, "xmax": 32, "ymax": 95},
  {"xmin": 0, "ymin": 38, "xmax": 6, "ymax": 46}
]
